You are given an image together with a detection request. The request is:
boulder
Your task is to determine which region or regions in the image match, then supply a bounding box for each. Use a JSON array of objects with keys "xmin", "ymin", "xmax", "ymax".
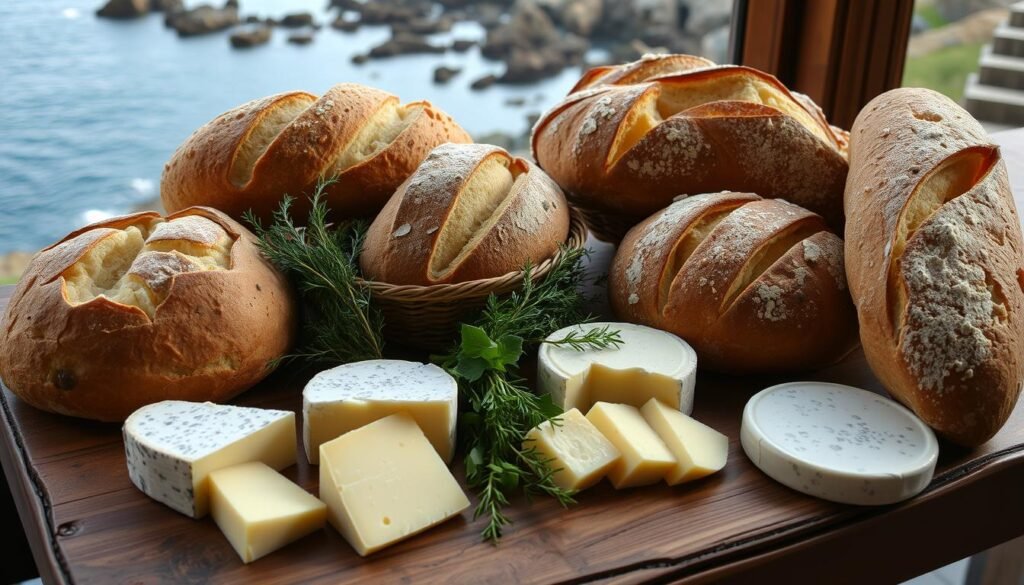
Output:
[
  {"xmin": 280, "ymin": 12, "xmax": 315, "ymax": 28},
  {"xmin": 470, "ymin": 74, "xmax": 498, "ymax": 90},
  {"xmin": 450, "ymin": 39, "xmax": 477, "ymax": 52},
  {"xmin": 391, "ymin": 15, "xmax": 454, "ymax": 35},
  {"xmin": 230, "ymin": 26, "xmax": 272, "ymax": 48},
  {"xmin": 504, "ymin": 96, "xmax": 527, "ymax": 106},
  {"xmin": 96, "ymin": 0, "xmax": 149, "ymax": 19},
  {"xmin": 167, "ymin": 4, "xmax": 240, "ymax": 36},
  {"xmin": 288, "ymin": 32, "xmax": 315, "ymax": 44},
  {"xmin": 561, "ymin": 0, "xmax": 601, "ymax": 36},
  {"xmin": 368, "ymin": 32, "xmax": 446, "ymax": 57},
  {"xmin": 331, "ymin": 17, "xmax": 360, "ymax": 32},
  {"xmin": 329, "ymin": 0, "xmax": 364, "ymax": 10},
  {"xmin": 359, "ymin": 1, "xmax": 432, "ymax": 24},
  {"xmin": 482, "ymin": 0, "xmax": 559, "ymax": 59},
  {"xmin": 499, "ymin": 46, "xmax": 565, "ymax": 83},
  {"xmin": 433, "ymin": 65, "xmax": 462, "ymax": 83},
  {"xmin": 351, "ymin": 53, "xmax": 370, "ymax": 64},
  {"xmin": 151, "ymin": 0, "xmax": 182, "ymax": 12}
]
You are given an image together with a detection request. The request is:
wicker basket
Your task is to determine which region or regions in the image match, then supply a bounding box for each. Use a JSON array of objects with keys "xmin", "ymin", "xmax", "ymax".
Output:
[
  {"xmin": 359, "ymin": 207, "xmax": 589, "ymax": 352},
  {"xmin": 566, "ymin": 193, "xmax": 644, "ymax": 244}
]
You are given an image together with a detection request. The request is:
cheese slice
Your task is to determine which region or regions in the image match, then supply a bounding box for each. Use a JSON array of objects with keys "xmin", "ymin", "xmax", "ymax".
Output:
[
  {"xmin": 209, "ymin": 462, "xmax": 326, "ymax": 563},
  {"xmin": 319, "ymin": 412, "xmax": 470, "ymax": 556},
  {"xmin": 538, "ymin": 322, "xmax": 697, "ymax": 415},
  {"xmin": 524, "ymin": 408, "xmax": 621, "ymax": 491},
  {"xmin": 303, "ymin": 359, "xmax": 457, "ymax": 465},
  {"xmin": 586, "ymin": 401, "xmax": 676, "ymax": 488},
  {"xmin": 641, "ymin": 398, "xmax": 728, "ymax": 485},
  {"xmin": 123, "ymin": 400, "xmax": 296, "ymax": 518}
]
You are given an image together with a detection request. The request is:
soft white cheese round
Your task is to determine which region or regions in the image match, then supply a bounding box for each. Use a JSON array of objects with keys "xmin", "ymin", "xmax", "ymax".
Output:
[
  {"xmin": 741, "ymin": 382, "xmax": 939, "ymax": 505},
  {"xmin": 538, "ymin": 322, "xmax": 698, "ymax": 414}
]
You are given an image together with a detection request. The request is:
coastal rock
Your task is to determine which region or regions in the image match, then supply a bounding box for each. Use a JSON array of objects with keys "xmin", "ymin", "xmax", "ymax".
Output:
[
  {"xmin": 433, "ymin": 65, "xmax": 462, "ymax": 83},
  {"xmin": 470, "ymin": 74, "xmax": 498, "ymax": 90},
  {"xmin": 151, "ymin": 0, "xmax": 182, "ymax": 12},
  {"xmin": 450, "ymin": 39, "xmax": 477, "ymax": 52},
  {"xmin": 96, "ymin": 0, "xmax": 149, "ymax": 19},
  {"xmin": 369, "ymin": 32, "xmax": 446, "ymax": 57},
  {"xmin": 391, "ymin": 15, "xmax": 454, "ymax": 35},
  {"xmin": 359, "ymin": 1, "xmax": 432, "ymax": 25},
  {"xmin": 280, "ymin": 12, "xmax": 315, "ymax": 28},
  {"xmin": 329, "ymin": 0, "xmax": 364, "ymax": 10},
  {"xmin": 482, "ymin": 0, "xmax": 559, "ymax": 59},
  {"xmin": 167, "ymin": 4, "xmax": 240, "ymax": 37},
  {"xmin": 561, "ymin": 0, "xmax": 601, "ymax": 36},
  {"xmin": 474, "ymin": 3, "xmax": 506, "ymax": 29},
  {"xmin": 288, "ymin": 32, "xmax": 315, "ymax": 45},
  {"xmin": 500, "ymin": 46, "xmax": 567, "ymax": 83},
  {"xmin": 229, "ymin": 26, "xmax": 272, "ymax": 48},
  {"xmin": 331, "ymin": 17, "xmax": 360, "ymax": 32},
  {"xmin": 351, "ymin": 53, "xmax": 369, "ymax": 64}
]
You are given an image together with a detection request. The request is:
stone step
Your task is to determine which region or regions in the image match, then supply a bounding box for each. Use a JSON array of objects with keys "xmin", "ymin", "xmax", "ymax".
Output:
[
  {"xmin": 964, "ymin": 73, "xmax": 1024, "ymax": 126},
  {"xmin": 992, "ymin": 23, "xmax": 1024, "ymax": 57},
  {"xmin": 1012, "ymin": 1, "xmax": 1024, "ymax": 29},
  {"xmin": 978, "ymin": 44, "xmax": 1024, "ymax": 89}
]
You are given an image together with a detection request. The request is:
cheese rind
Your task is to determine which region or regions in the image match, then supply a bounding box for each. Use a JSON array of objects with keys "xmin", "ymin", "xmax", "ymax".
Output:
[
  {"xmin": 319, "ymin": 412, "xmax": 470, "ymax": 556},
  {"xmin": 538, "ymin": 322, "xmax": 697, "ymax": 415},
  {"xmin": 123, "ymin": 400, "xmax": 296, "ymax": 518},
  {"xmin": 586, "ymin": 402, "xmax": 676, "ymax": 488},
  {"xmin": 208, "ymin": 462, "xmax": 326, "ymax": 563},
  {"xmin": 302, "ymin": 359, "xmax": 457, "ymax": 464},
  {"xmin": 524, "ymin": 408, "xmax": 620, "ymax": 491},
  {"xmin": 641, "ymin": 398, "xmax": 728, "ymax": 485}
]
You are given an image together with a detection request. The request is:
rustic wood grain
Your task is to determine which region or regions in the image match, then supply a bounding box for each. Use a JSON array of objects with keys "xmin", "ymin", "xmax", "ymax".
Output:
[{"xmin": 3, "ymin": 130, "xmax": 1024, "ymax": 584}]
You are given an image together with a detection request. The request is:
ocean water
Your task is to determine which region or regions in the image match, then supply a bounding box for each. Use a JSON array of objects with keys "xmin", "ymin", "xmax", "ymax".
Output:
[{"xmin": 0, "ymin": 0, "xmax": 587, "ymax": 254}]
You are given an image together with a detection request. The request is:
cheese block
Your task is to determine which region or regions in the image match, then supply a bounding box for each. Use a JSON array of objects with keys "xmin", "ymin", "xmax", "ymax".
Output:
[
  {"xmin": 319, "ymin": 412, "xmax": 470, "ymax": 556},
  {"xmin": 640, "ymin": 398, "xmax": 728, "ymax": 485},
  {"xmin": 303, "ymin": 360, "xmax": 457, "ymax": 465},
  {"xmin": 523, "ymin": 408, "xmax": 621, "ymax": 491},
  {"xmin": 586, "ymin": 402, "xmax": 676, "ymax": 488},
  {"xmin": 209, "ymin": 462, "xmax": 326, "ymax": 563},
  {"xmin": 123, "ymin": 400, "xmax": 296, "ymax": 518},
  {"xmin": 538, "ymin": 322, "xmax": 697, "ymax": 415}
]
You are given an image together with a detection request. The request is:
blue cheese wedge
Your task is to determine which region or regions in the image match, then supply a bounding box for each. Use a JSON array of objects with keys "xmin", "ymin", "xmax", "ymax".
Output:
[
  {"xmin": 123, "ymin": 400, "xmax": 297, "ymax": 518},
  {"xmin": 303, "ymin": 360, "xmax": 457, "ymax": 465}
]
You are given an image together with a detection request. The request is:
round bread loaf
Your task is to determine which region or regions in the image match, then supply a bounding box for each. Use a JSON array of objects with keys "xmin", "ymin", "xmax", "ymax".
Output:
[
  {"xmin": 360, "ymin": 143, "xmax": 570, "ymax": 285},
  {"xmin": 609, "ymin": 192, "xmax": 857, "ymax": 373},
  {"xmin": 0, "ymin": 207, "xmax": 296, "ymax": 421},
  {"xmin": 161, "ymin": 83, "xmax": 472, "ymax": 224},
  {"xmin": 532, "ymin": 54, "xmax": 849, "ymax": 239},
  {"xmin": 845, "ymin": 88, "xmax": 1024, "ymax": 446}
]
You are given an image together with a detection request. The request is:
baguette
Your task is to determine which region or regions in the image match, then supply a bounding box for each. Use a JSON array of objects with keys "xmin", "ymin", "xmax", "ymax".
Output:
[
  {"xmin": 531, "ymin": 54, "xmax": 849, "ymax": 239},
  {"xmin": 161, "ymin": 83, "xmax": 471, "ymax": 223},
  {"xmin": 610, "ymin": 192, "xmax": 857, "ymax": 373},
  {"xmin": 360, "ymin": 143, "xmax": 569, "ymax": 285},
  {"xmin": 0, "ymin": 207, "xmax": 295, "ymax": 421},
  {"xmin": 845, "ymin": 88, "xmax": 1024, "ymax": 446}
]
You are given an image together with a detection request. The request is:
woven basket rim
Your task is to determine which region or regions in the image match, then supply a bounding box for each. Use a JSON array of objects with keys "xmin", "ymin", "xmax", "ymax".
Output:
[{"xmin": 358, "ymin": 207, "xmax": 588, "ymax": 302}]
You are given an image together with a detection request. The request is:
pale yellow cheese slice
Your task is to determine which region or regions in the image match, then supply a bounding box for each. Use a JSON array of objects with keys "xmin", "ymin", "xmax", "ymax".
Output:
[
  {"xmin": 208, "ymin": 462, "xmax": 326, "ymax": 563},
  {"xmin": 524, "ymin": 408, "xmax": 621, "ymax": 491},
  {"xmin": 640, "ymin": 398, "xmax": 729, "ymax": 485},
  {"xmin": 586, "ymin": 402, "xmax": 676, "ymax": 488}
]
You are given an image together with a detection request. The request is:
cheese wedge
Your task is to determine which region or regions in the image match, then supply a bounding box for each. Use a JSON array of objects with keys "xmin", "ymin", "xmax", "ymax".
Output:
[
  {"xmin": 524, "ymin": 408, "xmax": 621, "ymax": 491},
  {"xmin": 538, "ymin": 322, "xmax": 697, "ymax": 415},
  {"xmin": 209, "ymin": 462, "xmax": 326, "ymax": 563},
  {"xmin": 123, "ymin": 400, "xmax": 296, "ymax": 518},
  {"xmin": 319, "ymin": 413, "xmax": 470, "ymax": 556},
  {"xmin": 586, "ymin": 401, "xmax": 676, "ymax": 488},
  {"xmin": 303, "ymin": 359, "xmax": 457, "ymax": 464},
  {"xmin": 641, "ymin": 398, "xmax": 728, "ymax": 485}
]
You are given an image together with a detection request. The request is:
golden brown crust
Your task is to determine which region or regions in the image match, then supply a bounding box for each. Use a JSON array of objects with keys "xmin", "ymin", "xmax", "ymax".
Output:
[
  {"xmin": 610, "ymin": 192, "xmax": 858, "ymax": 373},
  {"xmin": 845, "ymin": 87, "xmax": 1024, "ymax": 446},
  {"xmin": 161, "ymin": 84, "xmax": 472, "ymax": 224},
  {"xmin": 0, "ymin": 208, "xmax": 296, "ymax": 422},
  {"xmin": 360, "ymin": 143, "xmax": 570, "ymax": 285},
  {"xmin": 532, "ymin": 57, "xmax": 849, "ymax": 235}
]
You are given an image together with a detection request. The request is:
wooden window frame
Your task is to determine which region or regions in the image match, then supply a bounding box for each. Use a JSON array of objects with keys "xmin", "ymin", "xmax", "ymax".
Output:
[{"xmin": 729, "ymin": 0, "xmax": 916, "ymax": 129}]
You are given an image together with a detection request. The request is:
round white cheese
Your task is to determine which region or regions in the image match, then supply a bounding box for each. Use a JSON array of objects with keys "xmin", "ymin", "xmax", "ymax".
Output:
[
  {"xmin": 538, "ymin": 322, "xmax": 698, "ymax": 414},
  {"xmin": 740, "ymin": 382, "xmax": 939, "ymax": 505}
]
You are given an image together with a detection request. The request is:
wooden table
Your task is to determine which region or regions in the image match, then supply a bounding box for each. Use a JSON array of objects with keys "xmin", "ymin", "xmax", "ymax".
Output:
[{"xmin": 4, "ymin": 130, "xmax": 1024, "ymax": 584}]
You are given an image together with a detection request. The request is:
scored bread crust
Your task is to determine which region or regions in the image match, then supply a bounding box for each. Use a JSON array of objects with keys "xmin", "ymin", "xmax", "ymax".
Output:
[
  {"xmin": 0, "ymin": 207, "xmax": 296, "ymax": 422},
  {"xmin": 845, "ymin": 87, "xmax": 1024, "ymax": 446},
  {"xmin": 610, "ymin": 192, "xmax": 858, "ymax": 373},
  {"xmin": 360, "ymin": 143, "xmax": 570, "ymax": 285},
  {"xmin": 161, "ymin": 83, "xmax": 472, "ymax": 224},
  {"xmin": 532, "ymin": 56, "xmax": 849, "ymax": 232}
]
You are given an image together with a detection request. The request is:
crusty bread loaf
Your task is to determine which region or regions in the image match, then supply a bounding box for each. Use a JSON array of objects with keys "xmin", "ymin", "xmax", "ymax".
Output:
[
  {"xmin": 609, "ymin": 192, "xmax": 857, "ymax": 373},
  {"xmin": 0, "ymin": 208, "xmax": 296, "ymax": 421},
  {"xmin": 532, "ymin": 54, "xmax": 849, "ymax": 239},
  {"xmin": 161, "ymin": 83, "xmax": 472, "ymax": 224},
  {"xmin": 360, "ymin": 143, "xmax": 570, "ymax": 285},
  {"xmin": 845, "ymin": 88, "xmax": 1024, "ymax": 446}
]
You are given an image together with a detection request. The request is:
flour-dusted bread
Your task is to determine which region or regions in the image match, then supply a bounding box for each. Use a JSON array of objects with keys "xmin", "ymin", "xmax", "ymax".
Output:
[
  {"xmin": 0, "ymin": 208, "xmax": 295, "ymax": 421},
  {"xmin": 360, "ymin": 143, "xmax": 570, "ymax": 285},
  {"xmin": 161, "ymin": 83, "xmax": 472, "ymax": 224},
  {"xmin": 532, "ymin": 54, "xmax": 849, "ymax": 240},
  {"xmin": 610, "ymin": 192, "xmax": 857, "ymax": 373},
  {"xmin": 845, "ymin": 88, "xmax": 1024, "ymax": 446}
]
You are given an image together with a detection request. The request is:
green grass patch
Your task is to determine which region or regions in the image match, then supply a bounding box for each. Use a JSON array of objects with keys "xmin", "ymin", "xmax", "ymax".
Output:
[
  {"xmin": 903, "ymin": 42, "xmax": 983, "ymax": 103},
  {"xmin": 0, "ymin": 276, "xmax": 20, "ymax": 286},
  {"xmin": 915, "ymin": 5, "xmax": 948, "ymax": 29}
]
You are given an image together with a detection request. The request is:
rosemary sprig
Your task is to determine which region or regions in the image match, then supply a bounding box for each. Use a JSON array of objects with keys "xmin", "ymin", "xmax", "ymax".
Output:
[{"xmin": 244, "ymin": 184, "xmax": 384, "ymax": 365}]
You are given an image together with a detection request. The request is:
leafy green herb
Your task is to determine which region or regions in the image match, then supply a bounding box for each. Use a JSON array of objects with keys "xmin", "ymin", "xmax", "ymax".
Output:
[{"xmin": 244, "ymin": 183, "xmax": 384, "ymax": 365}]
